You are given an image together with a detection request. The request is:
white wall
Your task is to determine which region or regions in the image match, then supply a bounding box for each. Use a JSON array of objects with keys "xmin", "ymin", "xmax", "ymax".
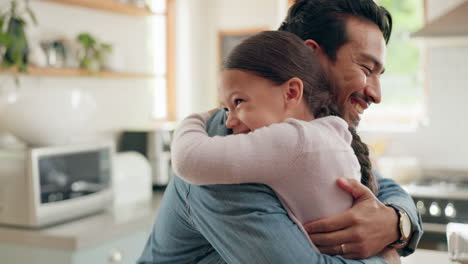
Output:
[{"xmin": 175, "ymin": 0, "xmax": 288, "ymax": 120}]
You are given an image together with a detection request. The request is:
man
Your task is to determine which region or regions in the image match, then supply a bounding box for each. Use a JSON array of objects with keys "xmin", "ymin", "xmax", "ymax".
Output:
[{"xmin": 138, "ymin": 0, "xmax": 423, "ymax": 263}]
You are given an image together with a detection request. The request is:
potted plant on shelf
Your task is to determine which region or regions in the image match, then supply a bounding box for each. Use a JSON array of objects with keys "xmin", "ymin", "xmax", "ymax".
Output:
[
  {"xmin": 0, "ymin": 0, "xmax": 37, "ymax": 74},
  {"xmin": 77, "ymin": 33, "xmax": 113, "ymax": 72}
]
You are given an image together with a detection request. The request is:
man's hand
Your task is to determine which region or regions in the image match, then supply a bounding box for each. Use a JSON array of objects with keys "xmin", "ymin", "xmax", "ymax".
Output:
[
  {"xmin": 304, "ymin": 178, "xmax": 400, "ymax": 259},
  {"xmin": 378, "ymin": 248, "xmax": 401, "ymax": 264}
]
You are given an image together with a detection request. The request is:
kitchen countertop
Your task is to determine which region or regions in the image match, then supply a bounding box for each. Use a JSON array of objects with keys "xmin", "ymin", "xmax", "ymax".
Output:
[
  {"xmin": 0, "ymin": 191, "xmax": 460, "ymax": 263},
  {"xmin": 0, "ymin": 191, "xmax": 164, "ymax": 250}
]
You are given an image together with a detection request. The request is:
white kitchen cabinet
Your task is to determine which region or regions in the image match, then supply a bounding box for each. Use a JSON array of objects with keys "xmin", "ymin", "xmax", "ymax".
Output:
[{"xmin": 0, "ymin": 192, "xmax": 163, "ymax": 264}]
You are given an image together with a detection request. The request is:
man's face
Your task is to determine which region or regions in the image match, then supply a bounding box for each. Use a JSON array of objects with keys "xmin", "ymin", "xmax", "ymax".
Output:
[{"xmin": 321, "ymin": 18, "xmax": 387, "ymax": 127}]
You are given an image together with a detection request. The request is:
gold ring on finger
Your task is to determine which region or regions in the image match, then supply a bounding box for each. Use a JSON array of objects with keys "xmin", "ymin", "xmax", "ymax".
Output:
[{"xmin": 340, "ymin": 243, "xmax": 346, "ymax": 255}]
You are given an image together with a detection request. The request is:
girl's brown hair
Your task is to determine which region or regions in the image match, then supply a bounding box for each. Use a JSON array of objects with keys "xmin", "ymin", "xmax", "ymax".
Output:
[{"xmin": 224, "ymin": 30, "xmax": 379, "ymax": 195}]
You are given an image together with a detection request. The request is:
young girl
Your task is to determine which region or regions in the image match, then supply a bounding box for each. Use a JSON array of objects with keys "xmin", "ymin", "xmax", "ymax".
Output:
[{"xmin": 171, "ymin": 31, "xmax": 378, "ymax": 246}]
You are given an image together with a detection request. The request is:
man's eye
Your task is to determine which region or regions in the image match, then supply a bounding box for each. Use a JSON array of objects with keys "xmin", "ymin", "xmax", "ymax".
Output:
[{"xmin": 361, "ymin": 65, "xmax": 372, "ymax": 75}]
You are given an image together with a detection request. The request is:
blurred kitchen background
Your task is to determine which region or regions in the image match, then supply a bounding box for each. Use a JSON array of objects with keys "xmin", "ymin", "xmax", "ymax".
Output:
[{"xmin": 1, "ymin": 0, "xmax": 468, "ymax": 263}]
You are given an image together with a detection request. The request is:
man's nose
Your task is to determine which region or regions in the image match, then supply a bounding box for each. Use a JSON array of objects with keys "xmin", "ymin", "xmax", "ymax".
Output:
[
  {"xmin": 225, "ymin": 114, "xmax": 239, "ymax": 129},
  {"xmin": 365, "ymin": 76, "xmax": 382, "ymax": 104}
]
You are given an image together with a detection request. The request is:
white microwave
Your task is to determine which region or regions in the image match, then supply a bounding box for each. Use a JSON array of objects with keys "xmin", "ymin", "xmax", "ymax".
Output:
[{"xmin": 0, "ymin": 142, "xmax": 114, "ymax": 228}]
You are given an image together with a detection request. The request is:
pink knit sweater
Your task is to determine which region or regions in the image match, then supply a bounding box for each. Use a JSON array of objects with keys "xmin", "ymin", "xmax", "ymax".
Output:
[{"xmin": 172, "ymin": 112, "xmax": 361, "ymax": 244}]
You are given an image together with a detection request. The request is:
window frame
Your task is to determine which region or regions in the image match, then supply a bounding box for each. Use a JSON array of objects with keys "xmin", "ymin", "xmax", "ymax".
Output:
[{"xmin": 152, "ymin": 0, "xmax": 176, "ymax": 121}]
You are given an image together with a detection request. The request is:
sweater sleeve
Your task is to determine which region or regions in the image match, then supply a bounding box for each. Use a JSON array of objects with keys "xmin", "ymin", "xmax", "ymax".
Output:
[{"xmin": 171, "ymin": 112, "xmax": 304, "ymax": 185}]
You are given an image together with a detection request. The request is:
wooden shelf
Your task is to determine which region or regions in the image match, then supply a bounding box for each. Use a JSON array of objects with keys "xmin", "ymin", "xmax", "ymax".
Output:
[
  {"xmin": 0, "ymin": 66, "xmax": 155, "ymax": 79},
  {"xmin": 39, "ymin": 0, "xmax": 156, "ymax": 17}
]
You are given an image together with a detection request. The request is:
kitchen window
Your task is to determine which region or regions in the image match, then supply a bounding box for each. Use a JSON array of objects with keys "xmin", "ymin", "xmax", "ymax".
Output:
[
  {"xmin": 359, "ymin": 0, "xmax": 426, "ymax": 131},
  {"xmin": 151, "ymin": 0, "xmax": 176, "ymax": 121}
]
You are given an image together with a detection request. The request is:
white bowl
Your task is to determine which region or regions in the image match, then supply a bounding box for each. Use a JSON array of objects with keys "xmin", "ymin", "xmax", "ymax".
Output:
[{"xmin": 0, "ymin": 87, "xmax": 97, "ymax": 147}]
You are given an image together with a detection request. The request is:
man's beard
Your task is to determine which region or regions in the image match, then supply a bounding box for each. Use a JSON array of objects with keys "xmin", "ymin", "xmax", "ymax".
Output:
[
  {"xmin": 350, "ymin": 115, "xmax": 360, "ymax": 128},
  {"xmin": 336, "ymin": 103, "xmax": 360, "ymax": 128}
]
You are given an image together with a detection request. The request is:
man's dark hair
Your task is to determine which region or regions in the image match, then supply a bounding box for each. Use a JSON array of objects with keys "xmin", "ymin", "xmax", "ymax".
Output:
[
  {"xmin": 279, "ymin": 0, "xmax": 392, "ymax": 60},
  {"xmin": 224, "ymin": 31, "xmax": 379, "ymax": 195}
]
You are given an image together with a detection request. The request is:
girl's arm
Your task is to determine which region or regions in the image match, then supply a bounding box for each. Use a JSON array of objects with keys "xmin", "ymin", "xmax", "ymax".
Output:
[{"xmin": 171, "ymin": 112, "xmax": 304, "ymax": 185}]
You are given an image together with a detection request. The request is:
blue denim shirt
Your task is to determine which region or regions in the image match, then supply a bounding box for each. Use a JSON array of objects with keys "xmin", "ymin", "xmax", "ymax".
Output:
[{"xmin": 137, "ymin": 110, "xmax": 423, "ymax": 264}]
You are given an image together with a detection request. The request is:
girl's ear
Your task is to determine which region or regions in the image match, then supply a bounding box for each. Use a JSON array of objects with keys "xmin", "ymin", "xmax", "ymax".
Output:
[{"xmin": 283, "ymin": 77, "xmax": 304, "ymax": 108}]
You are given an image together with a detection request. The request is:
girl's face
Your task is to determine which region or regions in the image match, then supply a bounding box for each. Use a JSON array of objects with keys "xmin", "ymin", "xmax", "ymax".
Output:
[{"xmin": 219, "ymin": 70, "xmax": 288, "ymax": 134}]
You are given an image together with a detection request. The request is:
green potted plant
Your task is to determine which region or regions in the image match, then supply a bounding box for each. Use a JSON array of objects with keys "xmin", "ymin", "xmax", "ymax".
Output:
[
  {"xmin": 77, "ymin": 33, "xmax": 112, "ymax": 72},
  {"xmin": 0, "ymin": 0, "xmax": 37, "ymax": 73}
]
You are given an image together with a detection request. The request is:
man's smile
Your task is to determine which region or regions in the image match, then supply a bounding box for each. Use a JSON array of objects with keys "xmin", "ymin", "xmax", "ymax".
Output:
[{"xmin": 348, "ymin": 93, "xmax": 371, "ymax": 122}]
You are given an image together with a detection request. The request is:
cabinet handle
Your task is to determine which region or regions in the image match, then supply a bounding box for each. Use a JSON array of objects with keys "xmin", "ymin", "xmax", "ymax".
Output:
[{"xmin": 108, "ymin": 249, "xmax": 123, "ymax": 263}]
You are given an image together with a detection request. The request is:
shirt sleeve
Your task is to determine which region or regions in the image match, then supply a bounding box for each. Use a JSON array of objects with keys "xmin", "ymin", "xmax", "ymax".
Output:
[
  {"xmin": 375, "ymin": 172, "xmax": 423, "ymax": 256},
  {"xmin": 171, "ymin": 112, "xmax": 303, "ymax": 185}
]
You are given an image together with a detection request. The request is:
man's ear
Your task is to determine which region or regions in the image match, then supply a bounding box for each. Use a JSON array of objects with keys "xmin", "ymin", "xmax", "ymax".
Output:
[
  {"xmin": 283, "ymin": 77, "xmax": 304, "ymax": 108},
  {"xmin": 304, "ymin": 39, "xmax": 329, "ymax": 60},
  {"xmin": 304, "ymin": 39, "xmax": 322, "ymax": 55},
  {"xmin": 304, "ymin": 39, "xmax": 330, "ymax": 70}
]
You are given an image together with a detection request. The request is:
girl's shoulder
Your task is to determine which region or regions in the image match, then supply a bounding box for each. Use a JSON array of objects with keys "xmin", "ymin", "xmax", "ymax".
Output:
[
  {"xmin": 285, "ymin": 116, "xmax": 352, "ymax": 144},
  {"xmin": 285, "ymin": 116, "xmax": 348, "ymax": 132},
  {"xmin": 311, "ymin": 116, "xmax": 349, "ymax": 130}
]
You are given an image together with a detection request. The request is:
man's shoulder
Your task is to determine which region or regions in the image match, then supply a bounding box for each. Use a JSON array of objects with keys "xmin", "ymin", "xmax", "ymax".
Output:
[
  {"xmin": 183, "ymin": 177, "xmax": 276, "ymax": 199},
  {"xmin": 206, "ymin": 109, "xmax": 230, "ymax": 137},
  {"xmin": 175, "ymin": 176, "xmax": 286, "ymax": 214}
]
